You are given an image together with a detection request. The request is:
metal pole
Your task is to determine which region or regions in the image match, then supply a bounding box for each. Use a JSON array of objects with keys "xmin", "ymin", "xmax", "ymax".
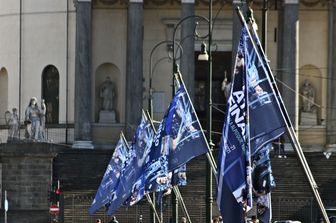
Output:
[
  {"xmin": 149, "ymin": 40, "xmax": 182, "ymax": 118},
  {"xmin": 19, "ymin": 0, "xmax": 22, "ymax": 139},
  {"xmin": 145, "ymin": 194, "xmax": 162, "ymax": 223},
  {"xmin": 261, "ymin": 0, "xmax": 268, "ymax": 53},
  {"xmin": 149, "ymin": 41, "xmax": 181, "ymax": 223},
  {"xmin": 4, "ymin": 190, "xmax": 8, "ymax": 223},
  {"xmin": 173, "ymin": 186, "xmax": 192, "ymax": 223},
  {"xmin": 171, "ymin": 15, "xmax": 212, "ymax": 223},
  {"xmin": 206, "ymin": 0, "xmax": 213, "ymax": 222},
  {"xmin": 149, "ymin": 40, "xmax": 170, "ymax": 118},
  {"xmin": 65, "ymin": 0, "xmax": 69, "ymax": 144}
]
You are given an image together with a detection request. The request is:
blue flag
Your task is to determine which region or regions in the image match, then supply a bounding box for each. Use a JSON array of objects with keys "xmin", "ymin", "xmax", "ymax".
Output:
[
  {"xmin": 217, "ymin": 40, "xmax": 249, "ymax": 223},
  {"xmin": 249, "ymin": 25, "xmax": 282, "ymax": 223},
  {"xmin": 243, "ymin": 30, "xmax": 286, "ymax": 156},
  {"xmin": 145, "ymin": 85, "xmax": 206, "ymax": 194},
  {"xmin": 144, "ymin": 117, "xmax": 170, "ymax": 193},
  {"xmin": 166, "ymin": 85, "xmax": 208, "ymax": 171},
  {"xmin": 107, "ymin": 113, "xmax": 155, "ymax": 215},
  {"xmin": 217, "ymin": 27, "xmax": 286, "ymax": 223},
  {"xmin": 88, "ymin": 133, "xmax": 129, "ymax": 214},
  {"xmin": 253, "ymin": 144, "xmax": 274, "ymax": 223}
]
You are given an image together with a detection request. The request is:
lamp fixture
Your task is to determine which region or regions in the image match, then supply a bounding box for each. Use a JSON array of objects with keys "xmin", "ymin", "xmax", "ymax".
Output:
[{"xmin": 198, "ymin": 42, "xmax": 209, "ymax": 61}]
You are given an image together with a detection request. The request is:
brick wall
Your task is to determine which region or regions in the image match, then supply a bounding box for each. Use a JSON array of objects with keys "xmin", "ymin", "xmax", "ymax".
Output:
[{"xmin": 0, "ymin": 142, "xmax": 63, "ymax": 223}]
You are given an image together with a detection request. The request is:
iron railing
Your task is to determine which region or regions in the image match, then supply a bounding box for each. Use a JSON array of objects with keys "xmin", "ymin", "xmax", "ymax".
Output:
[{"xmin": 0, "ymin": 118, "xmax": 74, "ymax": 145}]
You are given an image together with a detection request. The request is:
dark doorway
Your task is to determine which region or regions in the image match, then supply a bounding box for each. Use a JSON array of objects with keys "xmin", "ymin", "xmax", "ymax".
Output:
[
  {"xmin": 194, "ymin": 51, "xmax": 232, "ymax": 147},
  {"xmin": 42, "ymin": 65, "xmax": 59, "ymax": 124}
]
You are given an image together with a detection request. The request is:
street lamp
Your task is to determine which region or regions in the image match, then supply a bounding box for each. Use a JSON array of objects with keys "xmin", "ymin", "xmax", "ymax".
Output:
[
  {"xmin": 148, "ymin": 40, "xmax": 183, "ymax": 118},
  {"xmin": 171, "ymin": 12, "xmax": 214, "ymax": 223},
  {"xmin": 172, "ymin": 15, "xmax": 209, "ymax": 76},
  {"xmin": 198, "ymin": 42, "xmax": 209, "ymax": 61}
]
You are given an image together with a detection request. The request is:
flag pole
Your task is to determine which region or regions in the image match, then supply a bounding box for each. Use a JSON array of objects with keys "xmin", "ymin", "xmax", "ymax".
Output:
[
  {"xmin": 145, "ymin": 193, "xmax": 162, "ymax": 223},
  {"xmin": 244, "ymin": 28, "xmax": 253, "ymax": 214},
  {"xmin": 235, "ymin": 6, "xmax": 330, "ymax": 223},
  {"xmin": 120, "ymin": 131, "xmax": 130, "ymax": 150},
  {"xmin": 143, "ymin": 110, "xmax": 162, "ymax": 223},
  {"xmin": 173, "ymin": 66, "xmax": 218, "ymax": 177},
  {"xmin": 173, "ymin": 186, "xmax": 192, "ymax": 223}
]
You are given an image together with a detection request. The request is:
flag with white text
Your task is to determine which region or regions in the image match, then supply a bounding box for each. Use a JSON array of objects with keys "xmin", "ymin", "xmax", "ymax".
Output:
[{"xmin": 217, "ymin": 27, "xmax": 286, "ymax": 223}]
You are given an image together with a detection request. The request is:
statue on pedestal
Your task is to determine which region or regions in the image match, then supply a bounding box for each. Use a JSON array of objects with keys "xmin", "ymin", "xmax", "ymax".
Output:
[
  {"xmin": 300, "ymin": 79, "xmax": 317, "ymax": 125},
  {"xmin": 40, "ymin": 99, "xmax": 46, "ymax": 140},
  {"xmin": 5, "ymin": 107, "xmax": 20, "ymax": 142},
  {"xmin": 99, "ymin": 76, "xmax": 117, "ymax": 123},
  {"xmin": 221, "ymin": 71, "xmax": 231, "ymax": 102},
  {"xmin": 100, "ymin": 76, "xmax": 115, "ymax": 111},
  {"xmin": 301, "ymin": 79, "xmax": 315, "ymax": 113},
  {"xmin": 24, "ymin": 97, "xmax": 45, "ymax": 140}
]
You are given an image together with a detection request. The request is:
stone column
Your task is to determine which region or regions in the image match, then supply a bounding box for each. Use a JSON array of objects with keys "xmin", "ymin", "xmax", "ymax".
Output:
[
  {"xmin": 125, "ymin": 0, "xmax": 143, "ymax": 138},
  {"xmin": 278, "ymin": 0, "xmax": 299, "ymax": 132},
  {"xmin": 73, "ymin": 0, "xmax": 94, "ymax": 149},
  {"xmin": 326, "ymin": 2, "xmax": 336, "ymax": 148},
  {"xmin": 180, "ymin": 0, "xmax": 195, "ymax": 102}
]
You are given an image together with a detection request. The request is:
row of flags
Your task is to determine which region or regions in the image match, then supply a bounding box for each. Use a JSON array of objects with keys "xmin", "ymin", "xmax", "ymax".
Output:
[
  {"xmin": 89, "ymin": 79, "xmax": 210, "ymax": 216},
  {"xmin": 90, "ymin": 12, "xmax": 292, "ymax": 223}
]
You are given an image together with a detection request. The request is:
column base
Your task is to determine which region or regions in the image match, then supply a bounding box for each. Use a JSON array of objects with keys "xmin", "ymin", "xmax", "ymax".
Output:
[
  {"xmin": 326, "ymin": 144, "xmax": 336, "ymax": 151},
  {"xmin": 72, "ymin": 141, "xmax": 94, "ymax": 149}
]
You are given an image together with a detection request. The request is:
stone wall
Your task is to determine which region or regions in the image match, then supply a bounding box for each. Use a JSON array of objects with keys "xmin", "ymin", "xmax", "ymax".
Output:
[{"xmin": 0, "ymin": 142, "xmax": 64, "ymax": 223}]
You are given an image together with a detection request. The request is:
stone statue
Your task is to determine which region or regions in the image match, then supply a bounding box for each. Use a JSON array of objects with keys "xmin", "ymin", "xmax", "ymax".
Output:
[
  {"xmin": 100, "ymin": 76, "xmax": 115, "ymax": 111},
  {"xmin": 5, "ymin": 107, "xmax": 20, "ymax": 142},
  {"xmin": 300, "ymin": 79, "xmax": 318, "ymax": 126},
  {"xmin": 24, "ymin": 97, "xmax": 43, "ymax": 140},
  {"xmin": 301, "ymin": 79, "xmax": 315, "ymax": 113},
  {"xmin": 221, "ymin": 71, "xmax": 231, "ymax": 101},
  {"xmin": 98, "ymin": 76, "xmax": 117, "ymax": 123},
  {"xmin": 40, "ymin": 99, "xmax": 46, "ymax": 140}
]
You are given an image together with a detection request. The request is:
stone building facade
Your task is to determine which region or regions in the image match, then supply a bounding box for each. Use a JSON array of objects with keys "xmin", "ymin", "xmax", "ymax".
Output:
[
  {"xmin": 1, "ymin": 0, "xmax": 336, "ymax": 222},
  {"xmin": 0, "ymin": 0, "xmax": 334, "ymax": 148}
]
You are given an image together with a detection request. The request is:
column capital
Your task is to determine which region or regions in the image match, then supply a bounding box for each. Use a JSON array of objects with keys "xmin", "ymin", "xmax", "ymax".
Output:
[
  {"xmin": 181, "ymin": 0, "xmax": 195, "ymax": 4},
  {"xmin": 285, "ymin": 0, "xmax": 299, "ymax": 4},
  {"xmin": 73, "ymin": 0, "xmax": 91, "ymax": 8}
]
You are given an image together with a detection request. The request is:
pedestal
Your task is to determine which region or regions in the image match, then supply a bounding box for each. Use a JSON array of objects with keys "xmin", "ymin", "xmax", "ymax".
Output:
[
  {"xmin": 72, "ymin": 141, "xmax": 94, "ymax": 149},
  {"xmin": 99, "ymin": 110, "xmax": 116, "ymax": 124},
  {"xmin": 300, "ymin": 111, "xmax": 317, "ymax": 126}
]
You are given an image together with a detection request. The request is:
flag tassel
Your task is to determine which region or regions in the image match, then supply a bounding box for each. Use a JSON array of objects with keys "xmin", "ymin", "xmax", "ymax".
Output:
[{"xmin": 236, "ymin": 6, "xmax": 330, "ymax": 223}]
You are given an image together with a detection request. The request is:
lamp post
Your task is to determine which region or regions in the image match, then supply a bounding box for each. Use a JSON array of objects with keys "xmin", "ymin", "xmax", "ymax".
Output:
[
  {"xmin": 148, "ymin": 40, "xmax": 183, "ymax": 118},
  {"xmin": 148, "ymin": 40, "xmax": 183, "ymax": 223},
  {"xmin": 172, "ymin": 15, "xmax": 209, "ymax": 76},
  {"xmin": 195, "ymin": 1, "xmax": 213, "ymax": 222},
  {"xmin": 171, "ymin": 12, "xmax": 214, "ymax": 223},
  {"xmin": 262, "ymin": 0, "xmax": 268, "ymax": 52},
  {"xmin": 206, "ymin": 1, "xmax": 213, "ymax": 222}
]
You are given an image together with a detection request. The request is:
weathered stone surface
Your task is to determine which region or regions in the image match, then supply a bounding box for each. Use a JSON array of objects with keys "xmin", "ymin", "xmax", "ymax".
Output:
[{"xmin": 0, "ymin": 143, "xmax": 64, "ymax": 223}]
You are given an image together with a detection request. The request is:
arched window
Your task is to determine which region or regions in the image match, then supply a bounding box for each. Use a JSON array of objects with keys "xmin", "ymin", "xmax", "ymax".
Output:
[
  {"xmin": 42, "ymin": 65, "xmax": 59, "ymax": 124},
  {"xmin": 0, "ymin": 67, "xmax": 8, "ymax": 125}
]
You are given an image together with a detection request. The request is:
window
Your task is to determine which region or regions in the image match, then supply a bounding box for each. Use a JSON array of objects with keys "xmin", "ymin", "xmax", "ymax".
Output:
[{"xmin": 42, "ymin": 65, "xmax": 59, "ymax": 124}]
